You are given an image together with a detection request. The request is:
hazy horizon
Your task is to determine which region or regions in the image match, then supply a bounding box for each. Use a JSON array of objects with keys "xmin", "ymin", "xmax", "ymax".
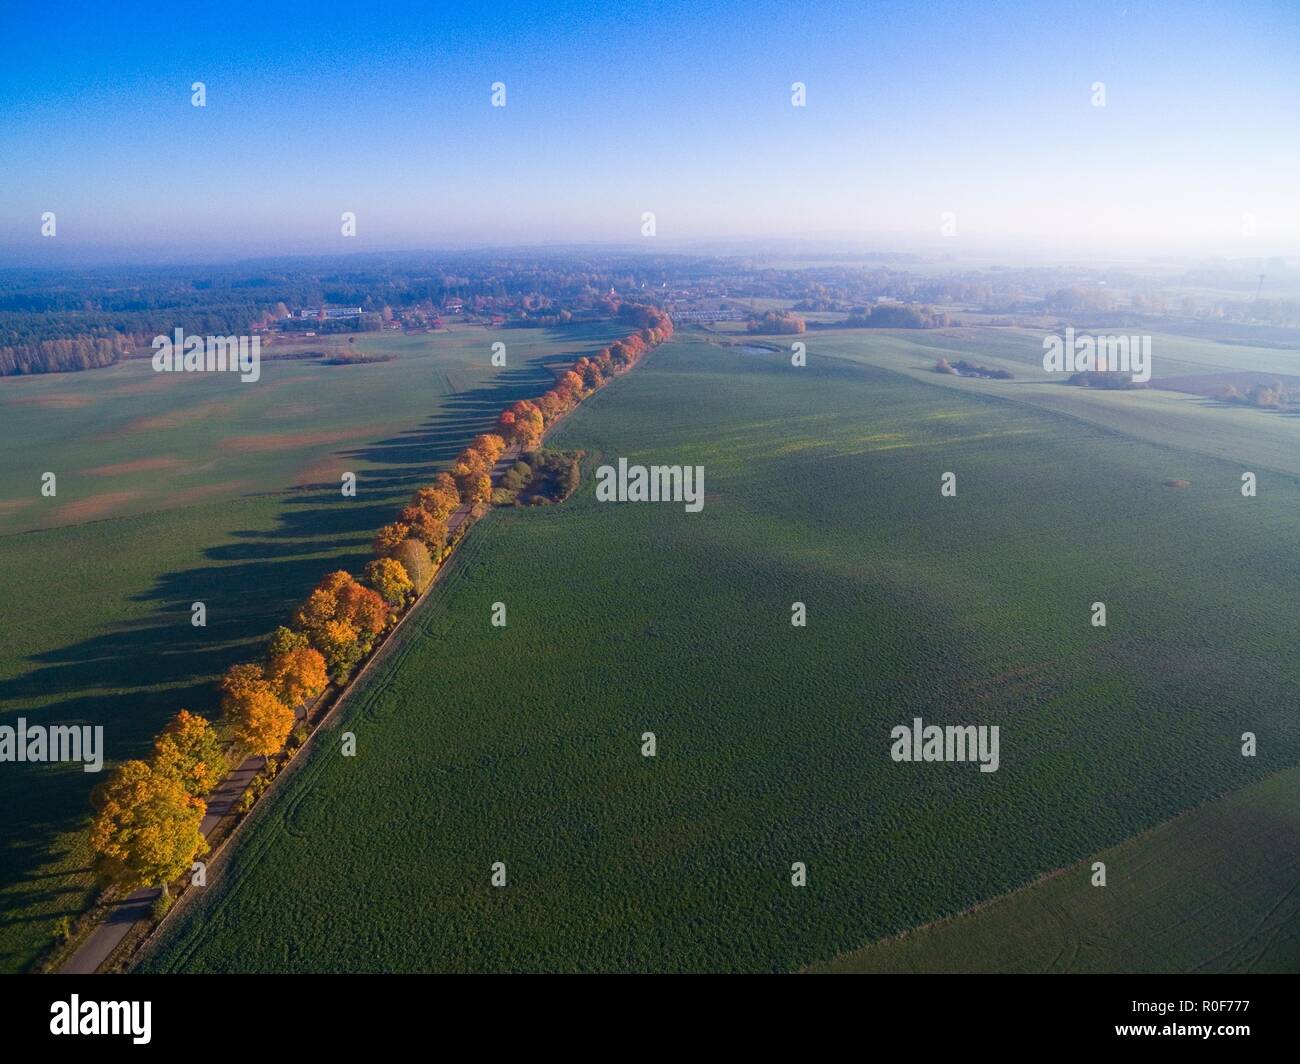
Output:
[{"xmin": 2, "ymin": 0, "xmax": 1298, "ymax": 265}]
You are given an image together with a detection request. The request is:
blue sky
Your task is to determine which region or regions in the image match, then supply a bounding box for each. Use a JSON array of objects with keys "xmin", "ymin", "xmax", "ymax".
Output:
[{"xmin": 1, "ymin": 0, "xmax": 1297, "ymax": 262}]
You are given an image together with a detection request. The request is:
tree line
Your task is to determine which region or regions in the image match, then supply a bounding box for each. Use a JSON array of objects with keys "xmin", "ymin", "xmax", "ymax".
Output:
[
  {"xmin": 0, "ymin": 255, "xmax": 679, "ymax": 376},
  {"xmin": 84, "ymin": 306, "xmax": 672, "ymax": 912}
]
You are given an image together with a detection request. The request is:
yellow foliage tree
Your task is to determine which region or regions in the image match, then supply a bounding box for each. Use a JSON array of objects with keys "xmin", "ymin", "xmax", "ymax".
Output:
[
  {"xmin": 223, "ymin": 684, "xmax": 295, "ymax": 757},
  {"xmin": 151, "ymin": 710, "xmax": 227, "ymax": 798},
  {"xmin": 266, "ymin": 645, "xmax": 328, "ymax": 710},
  {"xmin": 464, "ymin": 472, "xmax": 492, "ymax": 506},
  {"xmin": 89, "ymin": 759, "xmax": 207, "ymax": 894},
  {"xmin": 413, "ymin": 481, "xmax": 460, "ymax": 521},
  {"xmin": 365, "ymin": 556, "xmax": 413, "ymax": 606},
  {"xmin": 373, "ymin": 521, "xmax": 410, "ymax": 557},
  {"xmin": 468, "ymin": 433, "xmax": 507, "ymax": 465}
]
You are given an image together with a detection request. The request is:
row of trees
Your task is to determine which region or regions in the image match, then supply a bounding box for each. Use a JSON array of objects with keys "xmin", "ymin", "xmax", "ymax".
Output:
[
  {"xmin": 934, "ymin": 358, "xmax": 1014, "ymax": 380},
  {"xmin": 842, "ymin": 304, "xmax": 951, "ymax": 329},
  {"xmin": 747, "ymin": 309, "xmax": 807, "ymax": 334},
  {"xmin": 1216, "ymin": 380, "xmax": 1294, "ymax": 410},
  {"xmin": 85, "ymin": 306, "xmax": 673, "ymax": 908},
  {"xmin": 505, "ymin": 307, "xmax": 675, "ymax": 442},
  {"xmin": 0, "ymin": 332, "xmax": 132, "ymax": 376}
]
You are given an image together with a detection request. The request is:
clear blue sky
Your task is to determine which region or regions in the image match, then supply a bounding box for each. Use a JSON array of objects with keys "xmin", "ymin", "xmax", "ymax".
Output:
[{"xmin": 1, "ymin": 0, "xmax": 1297, "ymax": 262}]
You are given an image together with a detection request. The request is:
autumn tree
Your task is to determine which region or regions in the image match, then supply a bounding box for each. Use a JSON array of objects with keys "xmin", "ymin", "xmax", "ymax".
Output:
[
  {"xmin": 295, "ymin": 570, "xmax": 388, "ymax": 681},
  {"xmin": 462, "ymin": 471, "xmax": 492, "ymax": 506},
  {"xmin": 365, "ymin": 556, "xmax": 413, "ymax": 606},
  {"xmin": 454, "ymin": 446, "xmax": 492, "ymax": 474},
  {"xmin": 220, "ymin": 660, "xmax": 296, "ymax": 754},
  {"xmin": 268, "ymin": 625, "xmax": 309, "ymax": 659},
  {"xmin": 467, "ymin": 433, "xmax": 507, "ymax": 465},
  {"xmin": 219, "ymin": 662, "xmax": 271, "ymax": 707},
  {"xmin": 223, "ymin": 680, "xmax": 296, "ymax": 757},
  {"xmin": 536, "ymin": 391, "xmax": 564, "ymax": 422},
  {"xmin": 451, "ymin": 453, "xmax": 490, "ymax": 503},
  {"xmin": 334, "ymin": 578, "xmax": 388, "ymax": 638},
  {"xmin": 374, "ymin": 521, "xmax": 411, "ymax": 557},
  {"xmin": 266, "ymin": 644, "xmax": 328, "ymax": 710},
  {"xmin": 397, "ymin": 505, "xmax": 447, "ymax": 549},
  {"xmin": 391, "ymin": 538, "xmax": 435, "ymax": 593},
  {"xmin": 151, "ymin": 710, "xmax": 228, "ymax": 798},
  {"xmin": 315, "ymin": 618, "xmax": 364, "ymax": 680},
  {"xmin": 498, "ymin": 399, "xmax": 545, "ymax": 448},
  {"xmin": 413, "ymin": 478, "xmax": 460, "ymax": 521},
  {"xmin": 89, "ymin": 759, "xmax": 207, "ymax": 894},
  {"xmin": 556, "ymin": 372, "xmax": 585, "ymax": 401}
]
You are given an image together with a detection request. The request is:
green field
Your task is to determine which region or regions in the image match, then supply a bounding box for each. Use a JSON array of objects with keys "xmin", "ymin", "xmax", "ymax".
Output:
[
  {"xmin": 0, "ymin": 323, "xmax": 624, "ymax": 972},
  {"xmin": 140, "ymin": 337, "xmax": 1300, "ymax": 973},
  {"xmin": 777, "ymin": 325, "xmax": 1300, "ymax": 477},
  {"xmin": 811, "ymin": 765, "xmax": 1300, "ymax": 973}
]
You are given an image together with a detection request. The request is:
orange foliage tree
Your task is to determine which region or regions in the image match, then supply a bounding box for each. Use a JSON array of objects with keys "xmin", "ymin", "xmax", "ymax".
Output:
[
  {"xmin": 295, "ymin": 571, "xmax": 389, "ymax": 681},
  {"xmin": 89, "ymin": 759, "xmax": 207, "ymax": 894},
  {"xmin": 413, "ymin": 476, "xmax": 460, "ymax": 521},
  {"xmin": 397, "ymin": 505, "xmax": 447, "ymax": 549},
  {"xmin": 220, "ymin": 663, "xmax": 295, "ymax": 756},
  {"xmin": 151, "ymin": 710, "xmax": 227, "ymax": 798},
  {"xmin": 497, "ymin": 400, "xmax": 545, "ymax": 449},
  {"xmin": 374, "ymin": 521, "xmax": 411, "ymax": 556},
  {"xmin": 266, "ymin": 644, "xmax": 328, "ymax": 710},
  {"xmin": 467, "ymin": 433, "xmax": 506, "ymax": 465},
  {"xmin": 365, "ymin": 556, "xmax": 414, "ymax": 606}
]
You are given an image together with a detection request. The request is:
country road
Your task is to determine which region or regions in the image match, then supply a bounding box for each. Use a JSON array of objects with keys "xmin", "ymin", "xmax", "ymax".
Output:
[
  {"xmin": 59, "ymin": 444, "xmax": 526, "ymax": 975},
  {"xmin": 60, "ymin": 755, "xmax": 266, "ymax": 974}
]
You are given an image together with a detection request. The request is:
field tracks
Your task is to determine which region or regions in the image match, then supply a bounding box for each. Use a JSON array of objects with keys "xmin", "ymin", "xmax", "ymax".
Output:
[{"xmin": 74, "ymin": 334, "xmax": 658, "ymax": 974}]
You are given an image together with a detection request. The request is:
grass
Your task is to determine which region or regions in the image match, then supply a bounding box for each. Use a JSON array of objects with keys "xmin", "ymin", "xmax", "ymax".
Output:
[
  {"xmin": 792, "ymin": 326, "xmax": 1300, "ymax": 477},
  {"xmin": 140, "ymin": 338, "xmax": 1300, "ymax": 973},
  {"xmin": 0, "ymin": 323, "xmax": 624, "ymax": 972},
  {"xmin": 0, "ymin": 323, "xmax": 625, "ymax": 536},
  {"xmin": 810, "ymin": 765, "xmax": 1300, "ymax": 973}
]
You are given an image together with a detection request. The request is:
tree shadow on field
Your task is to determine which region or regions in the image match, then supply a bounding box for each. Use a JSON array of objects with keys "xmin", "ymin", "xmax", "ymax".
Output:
[{"xmin": 0, "ymin": 357, "xmax": 560, "ymax": 962}]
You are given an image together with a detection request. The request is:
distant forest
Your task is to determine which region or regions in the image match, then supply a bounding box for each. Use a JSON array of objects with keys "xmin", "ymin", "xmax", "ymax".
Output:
[
  {"xmin": 0, "ymin": 253, "xmax": 676, "ymax": 376},
  {"xmin": 4, "ymin": 250, "xmax": 1298, "ymax": 376}
]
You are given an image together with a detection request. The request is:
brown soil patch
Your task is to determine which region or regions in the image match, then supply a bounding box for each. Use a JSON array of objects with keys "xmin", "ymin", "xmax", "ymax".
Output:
[
  {"xmin": 222, "ymin": 427, "xmax": 376, "ymax": 453},
  {"xmin": 0, "ymin": 499, "xmax": 35, "ymax": 517},
  {"xmin": 5, "ymin": 394, "xmax": 94, "ymax": 409},
  {"xmin": 293, "ymin": 457, "xmax": 345, "ymax": 488},
  {"xmin": 106, "ymin": 375, "xmax": 176, "ymax": 397},
  {"xmin": 169, "ymin": 480, "xmax": 255, "ymax": 507},
  {"xmin": 263, "ymin": 402, "xmax": 323, "ymax": 420},
  {"xmin": 85, "ymin": 456, "xmax": 186, "ymax": 477},
  {"xmin": 54, "ymin": 491, "xmax": 143, "ymax": 523},
  {"xmin": 117, "ymin": 399, "xmax": 240, "ymax": 435}
]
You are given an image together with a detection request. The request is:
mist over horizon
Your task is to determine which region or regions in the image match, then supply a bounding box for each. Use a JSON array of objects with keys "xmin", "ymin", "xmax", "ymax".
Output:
[{"xmin": 3, "ymin": 0, "xmax": 1298, "ymax": 268}]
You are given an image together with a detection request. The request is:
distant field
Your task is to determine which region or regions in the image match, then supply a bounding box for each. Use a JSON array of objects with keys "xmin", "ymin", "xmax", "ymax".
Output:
[
  {"xmin": 0, "ymin": 324, "xmax": 623, "ymax": 536},
  {"xmin": 143, "ymin": 339, "xmax": 1299, "ymax": 973},
  {"xmin": 0, "ymin": 323, "xmax": 623, "ymax": 972},
  {"xmin": 811, "ymin": 764, "xmax": 1300, "ymax": 973},
  {"xmin": 785, "ymin": 326, "xmax": 1300, "ymax": 478}
]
